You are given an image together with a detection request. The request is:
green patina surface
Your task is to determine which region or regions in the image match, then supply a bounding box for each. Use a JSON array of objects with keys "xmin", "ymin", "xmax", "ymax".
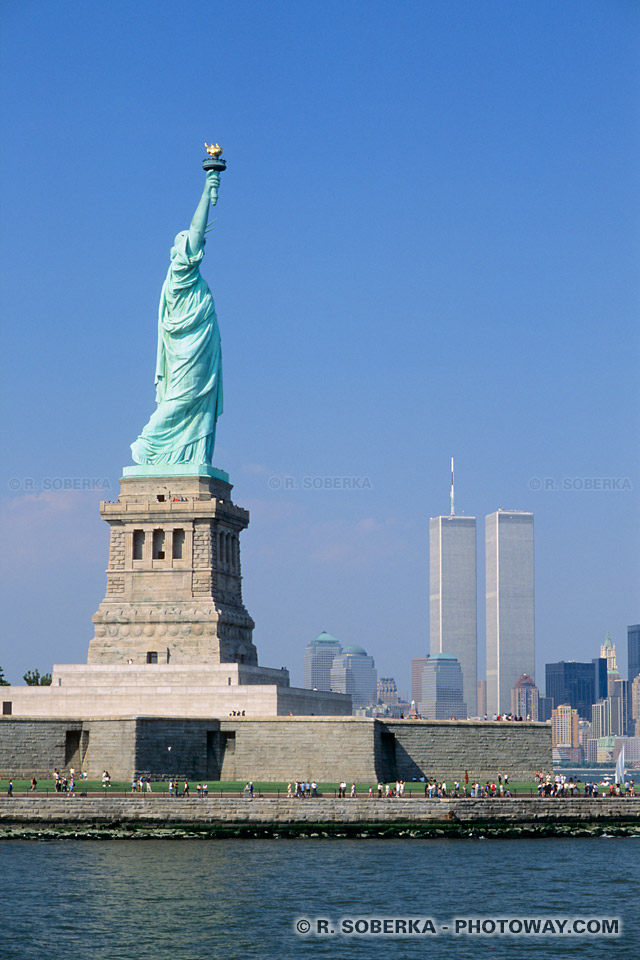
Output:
[
  {"xmin": 130, "ymin": 167, "xmax": 224, "ymax": 467},
  {"xmin": 121, "ymin": 464, "xmax": 229, "ymax": 481}
]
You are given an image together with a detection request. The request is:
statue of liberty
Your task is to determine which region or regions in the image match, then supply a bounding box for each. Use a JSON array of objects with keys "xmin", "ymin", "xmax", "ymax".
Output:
[{"xmin": 131, "ymin": 151, "xmax": 224, "ymax": 465}]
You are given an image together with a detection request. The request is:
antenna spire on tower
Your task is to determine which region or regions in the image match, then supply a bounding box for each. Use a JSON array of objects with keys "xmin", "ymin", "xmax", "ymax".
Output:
[{"xmin": 450, "ymin": 456, "xmax": 455, "ymax": 516}]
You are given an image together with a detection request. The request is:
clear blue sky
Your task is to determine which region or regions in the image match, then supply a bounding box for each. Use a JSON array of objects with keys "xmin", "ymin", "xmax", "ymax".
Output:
[{"xmin": 1, "ymin": 0, "xmax": 638, "ymax": 695}]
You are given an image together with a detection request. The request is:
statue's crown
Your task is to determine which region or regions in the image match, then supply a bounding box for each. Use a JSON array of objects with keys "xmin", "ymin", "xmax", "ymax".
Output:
[{"xmin": 205, "ymin": 143, "xmax": 223, "ymax": 158}]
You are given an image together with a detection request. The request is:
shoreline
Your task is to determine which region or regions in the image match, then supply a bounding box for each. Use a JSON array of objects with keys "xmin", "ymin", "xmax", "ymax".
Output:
[{"xmin": 1, "ymin": 796, "xmax": 638, "ymax": 840}]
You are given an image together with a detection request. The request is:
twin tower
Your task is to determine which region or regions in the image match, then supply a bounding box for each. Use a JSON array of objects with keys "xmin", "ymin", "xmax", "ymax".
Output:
[{"xmin": 429, "ymin": 509, "xmax": 534, "ymax": 717}]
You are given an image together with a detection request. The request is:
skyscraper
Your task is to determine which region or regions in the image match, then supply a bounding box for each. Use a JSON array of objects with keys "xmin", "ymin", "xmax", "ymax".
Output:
[
  {"xmin": 303, "ymin": 631, "xmax": 342, "ymax": 691},
  {"xmin": 631, "ymin": 676, "xmax": 640, "ymax": 737},
  {"xmin": 545, "ymin": 660, "xmax": 598, "ymax": 720},
  {"xmin": 429, "ymin": 515, "xmax": 477, "ymax": 715},
  {"xmin": 628, "ymin": 624, "xmax": 640, "ymax": 685},
  {"xmin": 511, "ymin": 673, "xmax": 540, "ymax": 720},
  {"xmin": 330, "ymin": 644, "xmax": 377, "ymax": 709},
  {"xmin": 611, "ymin": 678, "xmax": 630, "ymax": 736},
  {"xmin": 600, "ymin": 632, "xmax": 620, "ymax": 695},
  {"xmin": 593, "ymin": 657, "xmax": 608, "ymax": 702},
  {"xmin": 551, "ymin": 704, "xmax": 580, "ymax": 762},
  {"xmin": 486, "ymin": 510, "xmax": 534, "ymax": 715},
  {"xmin": 411, "ymin": 657, "xmax": 429, "ymax": 705},
  {"xmin": 477, "ymin": 679, "xmax": 487, "ymax": 717},
  {"xmin": 591, "ymin": 699, "xmax": 612, "ymax": 739},
  {"xmin": 419, "ymin": 653, "xmax": 467, "ymax": 719}
]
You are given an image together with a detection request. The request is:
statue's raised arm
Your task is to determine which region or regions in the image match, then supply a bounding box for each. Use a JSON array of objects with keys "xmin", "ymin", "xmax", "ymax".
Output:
[
  {"xmin": 130, "ymin": 152, "xmax": 226, "ymax": 467},
  {"xmin": 188, "ymin": 170, "xmax": 220, "ymax": 256}
]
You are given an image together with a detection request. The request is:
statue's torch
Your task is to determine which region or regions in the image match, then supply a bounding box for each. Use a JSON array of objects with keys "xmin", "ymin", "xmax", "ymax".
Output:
[{"xmin": 203, "ymin": 143, "xmax": 226, "ymax": 206}]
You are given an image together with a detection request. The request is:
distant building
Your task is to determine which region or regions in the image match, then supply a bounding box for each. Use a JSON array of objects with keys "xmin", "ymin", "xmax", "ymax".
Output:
[
  {"xmin": 537, "ymin": 696, "xmax": 553, "ymax": 722},
  {"xmin": 584, "ymin": 739, "xmax": 598, "ymax": 763},
  {"xmin": 628, "ymin": 624, "xmax": 640, "ymax": 685},
  {"xmin": 614, "ymin": 736, "xmax": 640, "ymax": 764},
  {"xmin": 377, "ymin": 677, "xmax": 399, "ymax": 706},
  {"xmin": 545, "ymin": 660, "xmax": 598, "ymax": 720},
  {"xmin": 593, "ymin": 657, "xmax": 608, "ymax": 702},
  {"xmin": 511, "ymin": 674, "xmax": 540, "ymax": 720},
  {"xmin": 591, "ymin": 699, "xmax": 612, "ymax": 740},
  {"xmin": 485, "ymin": 510, "xmax": 534, "ymax": 715},
  {"xmin": 419, "ymin": 653, "xmax": 467, "ymax": 720},
  {"xmin": 411, "ymin": 657, "xmax": 429, "ymax": 705},
  {"xmin": 610, "ymin": 678, "xmax": 630, "ymax": 736},
  {"xmin": 596, "ymin": 735, "xmax": 615, "ymax": 763},
  {"xmin": 632, "ymin": 676, "xmax": 640, "ymax": 737},
  {"xmin": 430, "ymin": 515, "xmax": 477, "ymax": 715},
  {"xmin": 578, "ymin": 719, "xmax": 592, "ymax": 758},
  {"xmin": 373, "ymin": 677, "xmax": 409, "ymax": 718},
  {"xmin": 477, "ymin": 679, "xmax": 487, "ymax": 717},
  {"xmin": 601, "ymin": 632, "xmax": 620, "ymax": 695},
  {"xmin": 551, "ymin": 704, "xmax": 580, "ymax": 762},
  {"xmin": 330, "ymin": 644, "xmax": 377, "ymax": 710},
  {"xmin": 303, "ymin": 631, "xmax": 342, "ymax": 691},
  {"xmin": 600, "ymin": 632, "xmax": 618, "ymax": 672}
]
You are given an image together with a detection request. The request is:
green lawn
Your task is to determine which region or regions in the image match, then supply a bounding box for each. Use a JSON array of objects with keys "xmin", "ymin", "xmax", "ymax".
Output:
[{"xmin": 1, "ymin": 778, "xmax": 548, "ymax": 797}]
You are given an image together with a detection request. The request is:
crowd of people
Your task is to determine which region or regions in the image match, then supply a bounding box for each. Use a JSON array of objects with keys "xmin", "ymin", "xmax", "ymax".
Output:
[
  {"xmin": 535, "ymin": 772, "xmax": 636, "ymax": 797},
  {"xmin": 167, "ymin": 780, "xmax": 210, "ymax": 797}
]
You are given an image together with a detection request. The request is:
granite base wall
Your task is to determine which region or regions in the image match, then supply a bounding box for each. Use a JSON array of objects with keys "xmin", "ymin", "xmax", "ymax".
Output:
[
  {"xmin": 383, "ymin": 720, "xmax": 551, "ymax": 782},
  {"xmin": 0, "ymin": 717, "xmax": 552, "ymax": 783}
]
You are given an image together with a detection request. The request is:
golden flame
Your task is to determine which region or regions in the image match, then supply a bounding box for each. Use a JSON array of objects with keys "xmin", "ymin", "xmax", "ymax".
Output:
[{"xmin": 205, "ymin": 143, "xmax": 223, "ymax": 158}]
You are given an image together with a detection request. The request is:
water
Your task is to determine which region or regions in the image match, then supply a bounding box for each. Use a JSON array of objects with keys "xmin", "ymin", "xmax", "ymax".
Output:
[
  {"xmin": 0, "ymin": 837, "xmax": 638, "ymax": 959},
  {"xmin": 555, "ymin": 768, "xmax": 618, "ymax": 781}
]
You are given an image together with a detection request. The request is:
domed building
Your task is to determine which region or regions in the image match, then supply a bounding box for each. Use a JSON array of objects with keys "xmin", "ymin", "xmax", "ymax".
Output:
[
  {"xmin": 303, "ymin": 631, "xmax": 342, "ymax": 692},
  {"xmin": 330, "ymin": 644, "xmax": 377, "ymax": 710}
]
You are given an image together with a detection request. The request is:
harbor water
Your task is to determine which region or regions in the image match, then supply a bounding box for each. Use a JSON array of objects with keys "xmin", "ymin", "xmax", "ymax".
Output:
[{"xmin": 1, "ymin": 836, "xmax": 638, "ymax": 958}]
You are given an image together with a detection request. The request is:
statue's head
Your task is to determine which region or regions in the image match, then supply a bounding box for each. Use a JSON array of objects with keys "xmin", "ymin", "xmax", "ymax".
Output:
[{"xmin": 170, "ymin": 230, "xmax": 190, "ymax": 260}]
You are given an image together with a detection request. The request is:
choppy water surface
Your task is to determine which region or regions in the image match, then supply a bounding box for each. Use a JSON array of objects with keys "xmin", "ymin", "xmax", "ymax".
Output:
[{"xmin": 1, "ymin": 837, "xmax": 638, "ymax": 959}]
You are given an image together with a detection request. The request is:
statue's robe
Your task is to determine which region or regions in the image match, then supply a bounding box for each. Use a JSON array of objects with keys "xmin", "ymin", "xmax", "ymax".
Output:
[{"xmin": 131, "ymin": 231, "xmax": 223, "ymax": 464}]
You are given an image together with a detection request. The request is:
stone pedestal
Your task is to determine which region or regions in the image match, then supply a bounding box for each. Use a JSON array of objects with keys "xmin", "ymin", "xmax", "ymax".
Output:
[{"xmin": 88, "ymin": 469, "xmax": 258, "ymax": 667}]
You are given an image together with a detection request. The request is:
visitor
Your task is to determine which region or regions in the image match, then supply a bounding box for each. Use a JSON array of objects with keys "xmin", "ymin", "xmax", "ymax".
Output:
[{"xmin": 7, "ymin": 780, "xmax": 13, "ymax": 797}]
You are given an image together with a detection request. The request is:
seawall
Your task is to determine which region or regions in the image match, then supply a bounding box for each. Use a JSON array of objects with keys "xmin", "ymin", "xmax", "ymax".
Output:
[{"xmin": 1, "ymin": 796, "xmax": 638, "ymax": 839}]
